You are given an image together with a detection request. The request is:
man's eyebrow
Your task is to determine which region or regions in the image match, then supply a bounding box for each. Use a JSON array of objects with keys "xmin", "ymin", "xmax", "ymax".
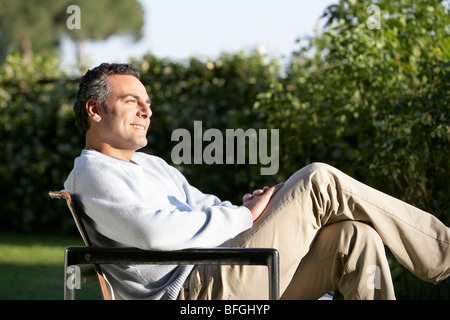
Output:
[{"xmin": 119, "ymin": 94, "xmax": 151, "ymax": 104}]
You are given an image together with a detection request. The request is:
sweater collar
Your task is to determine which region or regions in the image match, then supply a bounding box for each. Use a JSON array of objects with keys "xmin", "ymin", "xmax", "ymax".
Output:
[{"xmin": 82, "ymin": 148, "xmax": 140, "ymax": 166}]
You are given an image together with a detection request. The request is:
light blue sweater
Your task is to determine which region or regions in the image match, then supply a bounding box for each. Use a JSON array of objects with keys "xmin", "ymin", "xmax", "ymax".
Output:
[{"xmin": 63, "ymin": 148, "xmax": 253, "ymax": 299}]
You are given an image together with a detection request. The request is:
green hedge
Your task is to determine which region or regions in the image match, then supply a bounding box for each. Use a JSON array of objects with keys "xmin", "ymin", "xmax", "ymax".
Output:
[{"xmin": 0, "ymin": 52, "xmax": 83, "ymax": 233}]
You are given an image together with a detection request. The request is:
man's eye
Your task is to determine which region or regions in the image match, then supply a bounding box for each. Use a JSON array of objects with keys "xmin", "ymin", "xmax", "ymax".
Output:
[{"xmin": 126, "ymin": 99, "xmax": 137, "ymax": 104}]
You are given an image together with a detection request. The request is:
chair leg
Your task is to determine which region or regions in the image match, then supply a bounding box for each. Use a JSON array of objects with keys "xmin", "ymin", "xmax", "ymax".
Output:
[{"xmin": 64, "ymin": 251, "xmax": 75, "ymax": 300}]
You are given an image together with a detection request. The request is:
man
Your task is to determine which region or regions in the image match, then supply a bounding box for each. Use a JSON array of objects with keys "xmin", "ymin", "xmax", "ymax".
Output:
[{"xmin": 64, "ymin": 63, "xmax": 449, "ymax": 300}]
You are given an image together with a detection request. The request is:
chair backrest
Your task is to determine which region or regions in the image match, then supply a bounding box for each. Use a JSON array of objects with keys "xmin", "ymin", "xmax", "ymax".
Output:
[{"xmin": 49, "ymin": 191, "xmax": 112, "ymax": 300}]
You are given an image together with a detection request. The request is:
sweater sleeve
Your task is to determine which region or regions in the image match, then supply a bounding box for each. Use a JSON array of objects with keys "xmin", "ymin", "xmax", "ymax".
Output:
[
  {"xmin": 65, "ymin": 155, "xmax": 253, "ymax": 251},
  {"xmin": 161, "ymin": 157, "xmax": 242, "ymax": 213}
]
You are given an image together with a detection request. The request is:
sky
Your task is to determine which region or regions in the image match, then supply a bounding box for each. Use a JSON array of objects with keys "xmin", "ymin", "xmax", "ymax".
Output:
[{"xmin": 61, "ymin": 0, "xmax": 336, "ymax": 70}]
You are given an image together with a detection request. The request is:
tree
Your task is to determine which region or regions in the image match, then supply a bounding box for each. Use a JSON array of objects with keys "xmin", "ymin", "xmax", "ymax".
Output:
[
  {"xmin": 0, "ymin": 1, "xmax": 61, "ymax": 62},
  {"xmin": 255, "ymin": 0, "xmax": 449, "ymax": 224},
  {"xmin": 0, "ymin": 0, "xmax": 145, "ymax": 68},
  {"xmin": 55, "ymin": 0, "xmax": 145, "ymax": 70}
]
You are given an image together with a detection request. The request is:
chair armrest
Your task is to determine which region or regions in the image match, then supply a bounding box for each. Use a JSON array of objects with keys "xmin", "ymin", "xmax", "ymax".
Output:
[{"xmin": 64, "ymin": 246, "xmax": 279, "ymax": 300}]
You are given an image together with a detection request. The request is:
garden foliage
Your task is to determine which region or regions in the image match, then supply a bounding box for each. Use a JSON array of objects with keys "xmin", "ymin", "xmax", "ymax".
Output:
[
  {"xmin": 1, "ymin": 0, "xmax": 448, "ymax": 233},
  {"xmin": 0, "ymin": 0, "xmax": 448, "ymax": 298}
]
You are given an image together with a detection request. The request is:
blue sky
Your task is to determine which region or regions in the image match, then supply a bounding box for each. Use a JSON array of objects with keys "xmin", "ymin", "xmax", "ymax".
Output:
[{"xmin": 61, "ymin": 0, "xmax": 336, "ymax": 69}]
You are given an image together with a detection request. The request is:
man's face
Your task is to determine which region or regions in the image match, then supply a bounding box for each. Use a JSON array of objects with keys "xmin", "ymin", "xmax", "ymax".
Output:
[{"xmin": 97, "ymin": 74, "xmax": 152, "ymax": 154}]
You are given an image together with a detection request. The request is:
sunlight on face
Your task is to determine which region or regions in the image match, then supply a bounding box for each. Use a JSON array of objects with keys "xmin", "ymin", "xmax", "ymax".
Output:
[{"xmin": 94, "ymin": 74, "xmax": 152, "ymax": 160}]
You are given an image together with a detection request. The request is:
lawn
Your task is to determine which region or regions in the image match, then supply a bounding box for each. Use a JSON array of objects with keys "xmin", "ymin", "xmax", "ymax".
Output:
[{"xmin": 0, "ymin": 233, "xmax": 102, "ymax": 300}]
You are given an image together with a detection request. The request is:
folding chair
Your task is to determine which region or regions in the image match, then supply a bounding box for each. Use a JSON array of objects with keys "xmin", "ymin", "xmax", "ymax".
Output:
[{"xmin": 49, "ymin": 191, "xmax": 280, "ymax": 300}]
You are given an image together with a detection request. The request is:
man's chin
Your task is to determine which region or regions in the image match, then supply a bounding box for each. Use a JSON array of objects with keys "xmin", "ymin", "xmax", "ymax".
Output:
[{"xmin": 136, "ymin": 139, "xmax": 148, "ymax": 150}]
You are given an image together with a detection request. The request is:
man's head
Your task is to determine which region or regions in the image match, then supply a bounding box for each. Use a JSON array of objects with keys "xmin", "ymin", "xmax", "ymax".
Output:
[
  {"xmin": 74, "ymin": 63, "xmax": 152, "ymax": 161},
  {"xmin": 74, "ymin": 63, "xmax": 141, "ymax": 134}
]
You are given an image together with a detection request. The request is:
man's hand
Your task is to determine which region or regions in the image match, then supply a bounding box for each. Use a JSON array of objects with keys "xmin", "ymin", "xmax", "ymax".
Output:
[{"xmin": 242, "ymin": 183, "xmax": 284, "ymax": 222}]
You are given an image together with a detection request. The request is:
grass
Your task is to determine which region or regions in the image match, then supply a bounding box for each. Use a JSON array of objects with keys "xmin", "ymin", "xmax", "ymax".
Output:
[{"xmin": 0, "ymin": 233, "xmax": 102, "ymax": 300}]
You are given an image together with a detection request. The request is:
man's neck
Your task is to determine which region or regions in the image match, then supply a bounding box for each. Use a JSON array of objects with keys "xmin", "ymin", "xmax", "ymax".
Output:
[{"xmin": 85, "ymin": 140, "xmax": 135, "ymax": 162}]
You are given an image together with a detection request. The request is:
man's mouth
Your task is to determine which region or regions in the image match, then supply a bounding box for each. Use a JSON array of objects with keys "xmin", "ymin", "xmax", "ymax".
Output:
[{"xmin": 131, "ymin": 124, "xmax": 145, "ymax": 130}]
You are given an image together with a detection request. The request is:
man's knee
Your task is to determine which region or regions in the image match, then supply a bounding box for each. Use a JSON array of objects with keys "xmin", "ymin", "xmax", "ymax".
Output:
[
  {"xmin": 301, "ymin": 162, "xmax": 340, "ymax": 183},
  {"xmin": 351, "ymin": 222, "xmax": 384, "ymax": 249},
  {"xmin": 304, "ymin": 162, "xmax": 332, "ymax": 174},
  {"xmin": 330, "ymin": 221, "xmax": 384, "ymax": 255}
]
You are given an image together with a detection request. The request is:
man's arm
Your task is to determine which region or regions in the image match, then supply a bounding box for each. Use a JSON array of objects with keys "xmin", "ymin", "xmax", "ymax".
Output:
[{"xmin": 65, "ymin": 154, "xmax": 255, "ymax": 251}]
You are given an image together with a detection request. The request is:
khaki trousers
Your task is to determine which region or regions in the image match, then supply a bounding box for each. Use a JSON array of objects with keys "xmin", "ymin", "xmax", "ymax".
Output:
[{"xmin": 180, "ymin": 163, "xmax": 450, "ymax": 300}]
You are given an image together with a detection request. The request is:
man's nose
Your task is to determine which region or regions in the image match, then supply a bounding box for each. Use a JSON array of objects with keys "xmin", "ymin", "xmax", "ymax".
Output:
[{"xmin": 138, "ymin": 103, "xmax": 152, "ymax": 119}]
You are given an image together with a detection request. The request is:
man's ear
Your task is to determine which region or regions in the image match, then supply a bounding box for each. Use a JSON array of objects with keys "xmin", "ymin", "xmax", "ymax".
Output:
[{"xmin": 86, "ymin": 98, "xmax": 102, "ymax": 123}]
